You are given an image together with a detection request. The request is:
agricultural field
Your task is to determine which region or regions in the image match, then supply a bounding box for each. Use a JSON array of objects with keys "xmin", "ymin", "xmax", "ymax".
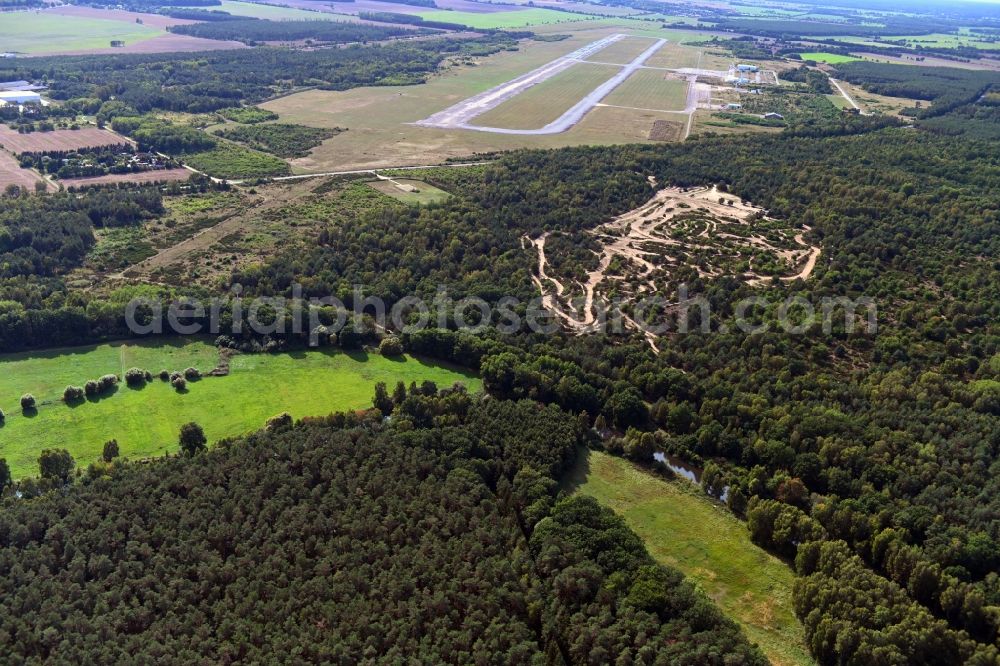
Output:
[
  {"xmin": 569, "ymin": 449, "xmax": 814, "ymax": 666},
  {"xmin": 797, "ymin": 52, "xmax": 861, "ymax": 64},
  {"xmin": 0, "ymin": 339, "xmax": 481, "ymax": 478},
  {"xmin": 61, "ymin": 168, "xmax": 192, "ymax": 189},
  {"xmin": 472, "ymin": 62, "xmax": 619, "ymax": 130},
  {"xmin": 367, "ymin": 178, "xmax": 452, "ymax": 205},
  {"xmin": 601, "ymin": 70, "xmax": 689, "ymax": 111},
  {"xmin": 0, "ymin": 11, "xmax": 161, "ymax": 55},
  {"xmin": 216, "ymin": 0, "xmax": 343, "ymax": 21},
  {"xmin": 0, "ymin": 126, "xmax": 130, "ymax": 155},
  {"xmin": 414, "ymin": 8, "xmax": 590, "ymax": 28},
  {"xmin": 0, "ymin": 148, "xmax": 47, "ymax": 193}
]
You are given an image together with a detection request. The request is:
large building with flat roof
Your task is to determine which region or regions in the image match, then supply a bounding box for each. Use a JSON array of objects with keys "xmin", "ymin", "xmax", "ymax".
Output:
[{"xmin": 0, "ymin": 91, "xmax": 42, "ymax": 105}]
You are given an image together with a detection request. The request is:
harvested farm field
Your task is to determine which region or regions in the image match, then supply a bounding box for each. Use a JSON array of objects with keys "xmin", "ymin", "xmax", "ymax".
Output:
[
  {"xmin": 60, "ymin": 169, "xmax": 192, "ymax": 189},
  {"xmin": 0, "ymin": 126, "xmax": 132, "ymax": 154},
  {"xmin": 0, "ymin": 149, "xmax": 48, "ymax": 192}
]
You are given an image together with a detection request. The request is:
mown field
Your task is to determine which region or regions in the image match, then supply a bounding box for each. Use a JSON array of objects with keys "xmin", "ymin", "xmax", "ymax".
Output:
[
  {"xmin": 642, "ymin": 40, "xmax": 734, "ymax": 70},
  {"xmin": 367, "ymin": 178, "xmax": 451, "ymax": 205},
  {"xmin": 0, "ymin": 339, "xmax": 481, "ymax": 478},
  {"xmin": 588, "ymin": 35, "xmax": 660, "ymax": 64},
  {"xmin": 473, "ymin": 62, "xmax": 619, "ymax": 130},
  {"xmin": 415, "ymin": 8, "xmax": 588, "ymax": 28},
  {"xmin": 797, "ymin": 52, "xmax": 861, "ymax": 64},
  {"xmin": 570, "ymin": 449, "xmax": 814, "ymax": 666},
  {"xmin": 602, "ymin": 70, "xmax": 689, "ymax": 111},
  {"xmin": 0, "ymin": 12, "xmax": 161, "ymax": 54},
  {"xmin": 217, "ymin": 0, "xmax": 341, "ymax": 20}
]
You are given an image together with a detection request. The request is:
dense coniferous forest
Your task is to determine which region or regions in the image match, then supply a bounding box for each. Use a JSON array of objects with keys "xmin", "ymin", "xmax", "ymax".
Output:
[{"xmin": 0, "ymin": 394, "xmax": 764, "ymax": 664}]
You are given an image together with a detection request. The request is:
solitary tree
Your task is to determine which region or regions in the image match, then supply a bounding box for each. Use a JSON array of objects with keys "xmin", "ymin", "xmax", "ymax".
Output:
[
  {"xmin": 20, "ymin": 394, "xmax": 35, "ymax": 412},
  {"xmin": 102, "ymin": 439, "xmax": 120, "ymax": 462},
  {"xmin": 179, "ymin": 422, "xmax": 207, "ymax": 456},
  {"xmin": 378, "ymin": 336, "xmax": 404, "ymax": 357},
  {"xmin": 38, "ymin": 448, "xmax": 74, "ymax": 483}
]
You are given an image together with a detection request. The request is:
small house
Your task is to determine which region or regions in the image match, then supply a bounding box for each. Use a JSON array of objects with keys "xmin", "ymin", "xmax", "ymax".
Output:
[{"xmin": 763, "ymin": 112, "xmax": 784, "ymax": 120}]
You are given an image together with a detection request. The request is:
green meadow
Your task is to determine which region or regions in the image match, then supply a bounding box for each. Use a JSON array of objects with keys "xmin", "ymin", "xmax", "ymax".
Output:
[
  {"xmin": 797, "ymin": 52, "xmax": 861, "ymax": 64},
  {"xmin": 570, "ymin": 449, "xmax": 814, "ymax": 666},
  {"xmin": 0, "ymin": 13, "xmax": 160, "ymax": 54},
  {"xmin": 416, "ymin": 8, "xmax": 590, "ymax": 29},
  {"xmin": 0, "ymin": 339, "xmax": 480, "ymax": 479},
  {"xmin": 216, "ymin": 0, "xmax": 341, "ymax": 20}
]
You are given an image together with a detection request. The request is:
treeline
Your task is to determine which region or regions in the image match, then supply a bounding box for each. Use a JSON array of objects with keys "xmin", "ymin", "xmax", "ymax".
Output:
[
  {"xmin": 168, "ymin": 18, "xmax": 417, "ymax": 45},
  {"xmin": 708, "ymin": 16, "xmax": 952, "ymax": 38},
  {"xmin": 0, "ymin": 36, "xmax": 515, "ymax": 113},
  {"xmin": 159, "ymin": 8, "xmax": 240, "ymax": 21},
  {"xmin": 359, "ymin": 10, "xmax": 473, "ymax": 31},
  {"xmin": 81, "ymin": 0, "xmax": 220, "ymax": 9},
  {"xmin": 0, "ymin": 394, "xmax": 765, "ymax": 665}
]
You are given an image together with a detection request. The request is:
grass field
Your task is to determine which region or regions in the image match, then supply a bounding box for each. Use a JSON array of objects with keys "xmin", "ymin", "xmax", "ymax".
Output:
[
  {"xmin": 642, "ymin": 40, "xmax": 733, "ymax": 71},
  {"xmin": 569, "ymin": 450, "xmax": 814, "ymax": 666},
  {"xmin": 797, "ymin": 52, "xmax": 861, "ymax": 64},
  {"xmin": 602, "ymin": 70, "xmax": 688, "ymax": 111},
  {"xmin": 416, "ymin": 8, "xmax": 588, "ymax": 28},
  {"xmin": 0, "ymin": 339, "xmax": 480, "ymax": 478},
  {"xmin": 0, "ymin": 12, "xmax": 161, "ymax": 54},
  {"xmin": 216, "ymin": 0, "xmax": 340, "ymax": 20},
  {"xmin": 588, "ymin": 35, "xmax": 661, "ymax": 64},
  {"xmin": 472, "ymin": 62, "xmax": 619, "ymax": 130},
  {"xmin": 367, "ymin": 178, "xmax": 451, "ymax": 205}
]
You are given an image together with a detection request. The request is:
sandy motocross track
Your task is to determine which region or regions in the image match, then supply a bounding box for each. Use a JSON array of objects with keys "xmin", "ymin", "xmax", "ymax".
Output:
[{"xmin": 526, "ymin": 184, "xmax": 821, "ymax": 346}]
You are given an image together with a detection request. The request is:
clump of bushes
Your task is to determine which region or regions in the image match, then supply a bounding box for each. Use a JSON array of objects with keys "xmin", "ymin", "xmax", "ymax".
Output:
[
  {"xmin": 20, "ymin": 394, "xmax": 35, "ymax": 412},
  {"xmin": 183, "ymin": 367, "xmax": 201, "ymax": 381},
  {"xmin": 378, "ymin": 335, "xmax": 404, "ymax": 357},
  {"xmin": 266, "ymin": 412, "xmax": 293, "ymax": 431},
  {"xmin": 125, "ymin": 367, "xmax": 147, "ymax": 387},
  {"xmin": 63, "ymin": 386, "xmax": 85, "ymax": 403},
  {"xmin": 82, "ymin": 375, "xmax": 118, "ymax": 398},
  {"xmin": 171, "ymin": 376, "xmax": 187, "ymax": 392},
  {"xmin": 159, "ymin": 370, "xmax": 170, "ymax": 381}
]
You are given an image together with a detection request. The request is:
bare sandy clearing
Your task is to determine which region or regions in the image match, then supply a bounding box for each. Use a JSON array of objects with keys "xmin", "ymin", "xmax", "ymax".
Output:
[{"xmin": 527, "ymin": 185, "xmax": 821, "ymax": 346}]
